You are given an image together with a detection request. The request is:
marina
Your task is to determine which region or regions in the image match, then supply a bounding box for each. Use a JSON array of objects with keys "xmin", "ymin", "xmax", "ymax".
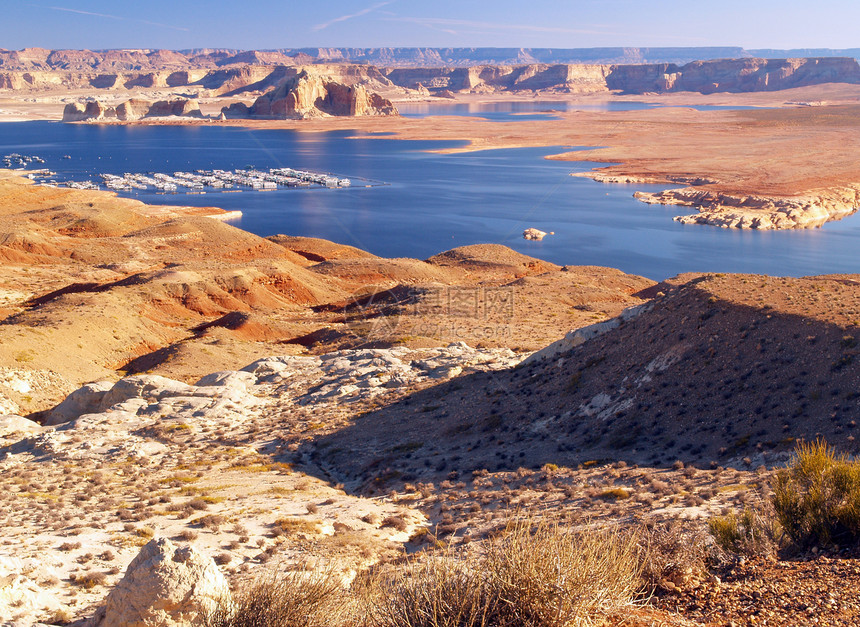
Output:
[
  {"xmin": 94, "ymin": 167, "xmax": 356, "ymax": 194},
  {"xmin": 28, "ymin": 165, "xmax": 363, "ymax": 195}
]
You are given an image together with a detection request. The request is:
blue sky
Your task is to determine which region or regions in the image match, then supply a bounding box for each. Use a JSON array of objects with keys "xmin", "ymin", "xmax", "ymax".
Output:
[{"xmin": 3, "ymin": 1, "xmax": 859, "ymax": 50}]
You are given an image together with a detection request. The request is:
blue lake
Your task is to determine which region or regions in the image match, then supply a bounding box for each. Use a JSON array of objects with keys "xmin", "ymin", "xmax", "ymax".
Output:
[
  {"xmin": 1, "ymin": 120, "xmax": 858, "ymax": 281},
  {"xmin": 397, "ymin": 100, "xmax": 766, "ymax": 122}
]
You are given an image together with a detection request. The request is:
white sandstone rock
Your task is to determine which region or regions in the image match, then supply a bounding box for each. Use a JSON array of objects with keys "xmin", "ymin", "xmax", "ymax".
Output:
[
  {"xmin": 94, "ymin": 538, "xmax": 230, "ymax": 627},
  {"xmin": 99, "ymin": 375, "xmax": 197, "ymax": 410},
  {"xmin": 194, "ymin": 370, "xmax": 256, "ymax": 389},
  {"xmin": 43, "ymin": 380, "xmax": 113, "ymax": 426},
  {"xmin": 0, "ymin": 415, "xmax": 42, "ymax": 439}
]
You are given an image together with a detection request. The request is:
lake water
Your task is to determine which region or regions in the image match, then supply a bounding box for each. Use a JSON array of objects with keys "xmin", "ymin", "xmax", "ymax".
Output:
[
  {"xmin": 397, "ymin": 100, "xmax": 765, "ymax": 122},
  {"xmin": 1, "ymin": 120, "xmax": 858, "ymax": 281}
]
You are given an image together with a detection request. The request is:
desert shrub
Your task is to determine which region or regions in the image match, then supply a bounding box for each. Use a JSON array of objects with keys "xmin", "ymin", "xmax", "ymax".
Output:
[
  {"xmin": 708, "ymin": 505, "xmax": 779, "ymax": 556},
  {"xmin": 772, "ymin": 439, "xmax": 860, "ymax": 548},
  {"xmin": 485, "ymin": 520, "xmax": 640, "ymax": 625},
  {"xmin": 598, "ymin": 488, "xmax": 631, "ymax": 501},
  {"xmin": 366, "ymin": 518, "xmax": 640, "ymax": 627},
  {"xmin": 272, "ymin": 517, "xmax": 319, "ymax": 536},
  {"xmin": 365, "ymin": 554, "xmax": 495, "ymax": 627},
  {"xmin": 70, "ymin": 571, "xmax": 107, "ymax": 589},
  {"xmin": 201, "ymin": 567, "xmax": 352, "ymax": 627},
  {"xmin": 381, "ymin": 515, "xmax": 408, "ymax": 532},
  {"xmin": 638, "ymin": 521, "xmax": 709, "ymax": 591}
]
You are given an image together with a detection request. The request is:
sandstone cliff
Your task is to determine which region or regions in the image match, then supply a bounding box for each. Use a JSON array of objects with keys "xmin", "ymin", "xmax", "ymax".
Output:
[
  {"xmin": 221, "ymin": 71, "xmax": 398, "ymax": 120},
  {"xmin": 384, "ymin": 57, "xmax": 860, "ymax": 95},
  {"xmin": 63, "ymin": 98, "xmax": 203, "ymax": 122},
  {"xmin": 5, "ymin": 56, "xmax": 860, "ymax": 98}
]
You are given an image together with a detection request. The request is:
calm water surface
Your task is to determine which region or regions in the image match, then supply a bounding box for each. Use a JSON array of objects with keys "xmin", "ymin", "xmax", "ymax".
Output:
[
  {"xmin": 1, "ymin": 121, "xmax": 857, "ymax": 280},
  {"xmin": 397, "ymin": 100, "xmax": 765, "ymax": 121}
]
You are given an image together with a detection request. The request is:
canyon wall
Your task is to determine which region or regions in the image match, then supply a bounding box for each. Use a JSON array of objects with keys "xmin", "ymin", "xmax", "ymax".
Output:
[
  {"xmin": 384, "ymin": 57, "xmax": 860, "ymax": 94},
  {"xmin": 4, "ymin": 55, "xmax": 860, "ymax": 100}
]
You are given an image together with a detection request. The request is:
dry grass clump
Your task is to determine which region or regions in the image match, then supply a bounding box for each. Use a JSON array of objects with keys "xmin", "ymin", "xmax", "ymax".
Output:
[
  {"xmin": 272, "ymin": 517, "xmax": 320, "ymax": 536},
  {"xmin": 70, "ymin": 571, "xmax": 107, "ymax": 589},
  {"xmin": 367, "ymin": 518, "xmax": 640, "ymax": 627},
  {"xmin": 637, "ymin": 522, "xmax": 709, "ymax": 591},
  {"xmin": 365, "ymin": 553, "xmax": 494, "ymax": 627},
  {"xmin": 201, "ymin": 567, "xmax": 353, "ymax": 627}
]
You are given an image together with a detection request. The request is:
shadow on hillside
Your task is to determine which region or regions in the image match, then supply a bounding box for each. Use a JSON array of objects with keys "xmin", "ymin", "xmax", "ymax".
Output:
[{"xmin": 290, "ymin": 279, "xmax": 860, "ymax": 496}]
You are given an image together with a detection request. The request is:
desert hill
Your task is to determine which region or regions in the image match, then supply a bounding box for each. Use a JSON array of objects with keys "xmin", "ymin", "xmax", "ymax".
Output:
[
  {"xmin": 308, "ymin": 272, "xmax": 860, "ymax": 493},
  {"xmin": 4, "ymin": 168, "xmax": 860, "ymax": 624},
  {"xmin": 0, "ymin": 171, "xmax": 651, "ymax": 416}
]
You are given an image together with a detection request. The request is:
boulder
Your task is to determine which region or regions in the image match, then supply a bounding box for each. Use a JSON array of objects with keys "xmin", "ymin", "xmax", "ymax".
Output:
[
  {"xmin": 523, "ymin": 227, "xmax": 552, "ymax": 240},
  {"xmin": 115, "ymin": 98, "xmax": 152, "ymax": 121},
  {"xmin": 0, "ymin": 415, "xmax": 42, "ymax": 438},
  {"xmin": 61, "ymin": 102, "xmax": 87, "ymax": 122},
  {"xmin": 93, "ymin": 538, "xmax": 230, "ymax": 627},
  {"xmin": 62, "ymin": 100, "xmax": 114, "ymax": 122},
  {"xmin": 99, "ymin": 375, "xmax": 194, "ymax": 411},
  {"xmin": 146, "ymin": 99, "xmax": 203, "ymax": 119},
  {"xmin": 64, "ymin": 98, "xmax": 204, "ymax": 122}
]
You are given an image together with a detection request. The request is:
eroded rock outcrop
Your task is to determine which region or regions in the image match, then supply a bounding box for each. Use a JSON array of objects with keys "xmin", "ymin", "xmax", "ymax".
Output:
[
  {"xmin": 63, "ymin": 98, "xmax": 203, "ymax": 122},
  {"xmin": 221, "ymin": 70, "xmax": 398, "ymax": 119},
  {"xmin": 89, "ymin": 538, "xmax": 230, "ymax": 627},
  {"xmin": 635, "ymin": 185, "xmax": 860, "ymax": 229}
]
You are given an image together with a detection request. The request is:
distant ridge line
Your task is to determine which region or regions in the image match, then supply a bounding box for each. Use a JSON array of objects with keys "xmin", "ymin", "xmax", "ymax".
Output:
[{"xmin": 207, "ymin": 47, "xmax": 860, "ymax": 66}]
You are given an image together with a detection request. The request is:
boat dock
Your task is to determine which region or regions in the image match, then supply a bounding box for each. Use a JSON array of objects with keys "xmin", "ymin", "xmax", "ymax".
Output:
[
  {"xmin": 93, "ymin": 168, "xmax": 354, "ymax": 194},
  {"xmin": 4, "ymin": 153, "xmax": 372, "ymax": 195}
]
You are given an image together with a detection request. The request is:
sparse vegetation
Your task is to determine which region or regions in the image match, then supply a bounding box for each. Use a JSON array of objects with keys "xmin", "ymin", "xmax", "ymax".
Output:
[
  {"xmin": 367, "ymin": 517, "xmax": 640, "ymax": 627},
  {"xmin": 772, "ymin": 439, "xmax": 860, "ymax": 548},
  {"xmin": 709, "ymin": 505, "xmax": 777, "ymax": 556},
  {"xmin": 202, "ymin": 567, "xmax": 352, "ymax": 627}
]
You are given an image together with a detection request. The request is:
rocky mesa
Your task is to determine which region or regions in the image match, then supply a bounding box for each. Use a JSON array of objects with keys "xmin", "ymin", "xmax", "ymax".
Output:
[
  {"xmin": 221, "ymin": 71, "xmax": 398, "ymax": 119},
  {"xmin": 62, "ymin": 97, "xmax": 204, "ymax": 122}
]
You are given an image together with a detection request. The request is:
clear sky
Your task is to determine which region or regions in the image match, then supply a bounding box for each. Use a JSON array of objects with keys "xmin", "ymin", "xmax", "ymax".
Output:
[{"xmin": 3, "ymin": 0, "xmax": 859, "ymax": 51}]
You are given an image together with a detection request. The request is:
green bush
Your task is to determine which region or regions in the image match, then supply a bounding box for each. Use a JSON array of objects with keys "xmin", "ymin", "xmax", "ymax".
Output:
[
  {"xmin": 772, "ymin": 439, "xmax": 860, "ymax": 548},
  {"xmin": 708, "ymin": 506, "xmax": 778, "ymax": 556}
]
